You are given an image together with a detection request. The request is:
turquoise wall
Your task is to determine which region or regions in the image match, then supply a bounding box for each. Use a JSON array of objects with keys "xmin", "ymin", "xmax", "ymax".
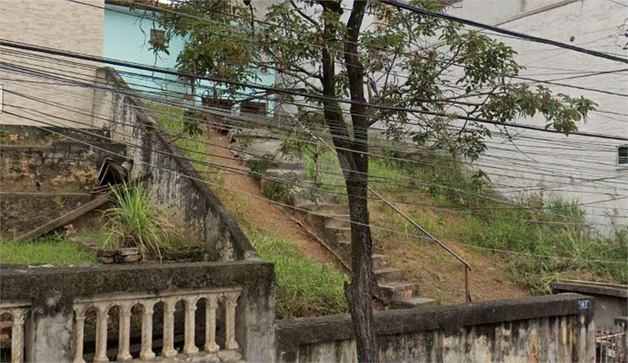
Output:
[{"xmin": 104, "ymin": 4, "xmax": 274, "ymax": 114}]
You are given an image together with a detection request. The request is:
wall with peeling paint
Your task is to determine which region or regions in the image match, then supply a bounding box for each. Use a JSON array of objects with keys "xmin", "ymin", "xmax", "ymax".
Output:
[{"xmin": 276, "ymin": 294, "xmax": 596, "ymax": 363}]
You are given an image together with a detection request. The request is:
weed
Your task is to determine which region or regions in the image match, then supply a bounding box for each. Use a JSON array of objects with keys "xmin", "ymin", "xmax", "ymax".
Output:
[
  {"xmin": 246, "ymin": 227, "xmax": 348, "ymax": 318},
  {"xmin": 103, "ymin": 183, "xmax": 177, "ymax": 260}
]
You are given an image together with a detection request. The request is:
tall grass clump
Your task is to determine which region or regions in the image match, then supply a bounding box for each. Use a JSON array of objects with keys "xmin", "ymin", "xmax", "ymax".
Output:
[
  {"xmin": 246, "ymin": 227, "xmax": 348, "ymax": 318},
  {"xmin": 103, "ymin": 183, "xmax": 177, "ymax": 260}
]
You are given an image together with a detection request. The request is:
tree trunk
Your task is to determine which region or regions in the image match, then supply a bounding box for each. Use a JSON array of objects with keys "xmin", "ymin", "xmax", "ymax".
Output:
[
  {"xmin": 344, "ymin": 149, "xmax": 378, "ymax": 363},
  {"xmin": 342, "ymin": 1, "xmax": 378, "ymax": 361},
  {"xmin": 318, "ymin": 1, "xmax": 378, "ymax": 361}
]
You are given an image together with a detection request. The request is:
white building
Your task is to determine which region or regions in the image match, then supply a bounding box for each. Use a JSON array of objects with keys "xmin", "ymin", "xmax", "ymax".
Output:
[{"xmin": 450, "ymin": 0, "xmax": 628, "ymax": 233}]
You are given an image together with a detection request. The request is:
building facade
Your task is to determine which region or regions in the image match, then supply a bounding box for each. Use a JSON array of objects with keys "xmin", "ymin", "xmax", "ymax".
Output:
[
  {"xmin": 0, "ymin": 0, "xmax": 104, "ymax": 127},
  {"xmin": 104, "ymin": 0, "xmax": 275, "ymax": 115},
  {"xmin": 455, "ymin": 0, "xmax": 628, "ymax": 233}
]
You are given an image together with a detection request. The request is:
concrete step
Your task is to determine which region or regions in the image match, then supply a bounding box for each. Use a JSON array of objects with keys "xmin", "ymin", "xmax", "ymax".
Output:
[
  {"xmin": 263, "ymin": 168, "xmax": 307, "ymax": 179},
  {"xmin": 325, "ymin": 215, "xmax": 351, "ymax": 229},
  {"xmin": 0, "ymin": 142, "xmax": 127, "ymax": 192},
  {"xmin": 374, "ymin": 268, "xmax": 405, "ymax": 283},
  {"xmin": 314, "ymin": 204, "xmax": 349, "ymax": 215},
  {"xmin": 378, "ymin": 281, "xmax": 421, "ymax": 300},
  {"xmin": 327, "ymin": 227, "xmax": 351, "ymax": 241},
  {"xmin": 388, "ymin": 297, "xmax": 439, "ymax": 310},
  {"xmin": 338, "ymin": 240, "xmax": 351, "ymax": 252},
  {"xmin": 372, "ymin": 253, "xmax": 388, "ymax": 270}
]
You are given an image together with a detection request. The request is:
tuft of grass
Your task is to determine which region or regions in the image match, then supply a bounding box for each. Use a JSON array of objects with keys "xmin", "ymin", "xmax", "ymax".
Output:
[
  {"xmin": 246, "ymin": 227, "xmax": 348, "ymax": 318},
  {"xmin": 103, "ymin": 183, "xmax": 177, "ymax": 260},
  {"xmin": 0, "ymin": 233, "xmax": 98, "ymax": 265}
]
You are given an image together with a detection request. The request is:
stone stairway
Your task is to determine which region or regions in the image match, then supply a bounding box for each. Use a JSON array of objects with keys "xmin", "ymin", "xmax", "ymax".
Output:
[
  {"xmin": 230, "ymin": 127, "xmax": 438, "ymax": 309},
  {"xmin": 0, "ymin": 126, "xmax": 127, "ymax": 239}
]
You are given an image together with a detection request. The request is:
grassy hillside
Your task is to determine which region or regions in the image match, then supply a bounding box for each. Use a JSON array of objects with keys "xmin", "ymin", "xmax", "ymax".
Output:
[{"xmin": 304, "ymin": 150, "xmax": 627, "ymax": 294}]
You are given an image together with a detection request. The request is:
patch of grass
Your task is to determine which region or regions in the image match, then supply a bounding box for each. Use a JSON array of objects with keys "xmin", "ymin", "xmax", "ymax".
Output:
[
  {"xmin": 246, "ymin": 227, "xmax": 348, "ymax": 318},
  {"xmin": 0, "ymin": 233, "xmax": 98, "ymax": 265},
  {"xmin": 76, "ymin": 230, "xmax": 110, "ymax": 246},
  {"xmin": 103, "ymin": 183, "xmax": 178, "ymax": 259},
  {"xmin": 146, "ymin": 102, "xmax": 207, "ymax": 169}
]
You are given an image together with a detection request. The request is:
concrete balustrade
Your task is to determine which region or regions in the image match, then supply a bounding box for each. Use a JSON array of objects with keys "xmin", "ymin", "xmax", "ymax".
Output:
[
  {"xmin": 0, "ymin": 301, "xmax": 30, "ymax": 363},
  {"xmin": 72, "ymin": 287, "xmax": 243, "ymax": 362}
]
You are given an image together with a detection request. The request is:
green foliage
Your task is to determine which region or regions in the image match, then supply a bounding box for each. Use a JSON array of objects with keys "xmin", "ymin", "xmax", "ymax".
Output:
[
  {"xmin": 147, "ymin": 102, "xmax": 207, "ymax": 170},
  {"xmin": 0, "ymin": 233, "xmax": 97, "ymax": 265},
  {"xmin": 249, "ymin": 153, "xmax": 278, "ymax": 178},
  {"xmin": 152, "ymin": 1, "xmax": 261, "ymax": 93},
  {"xmin": 103, "ymin": 183, "xmax": 177, "ymax": 260},
  {"xmin": 246, "ymin": 227, "xmax": 348, "ymax": 318}
]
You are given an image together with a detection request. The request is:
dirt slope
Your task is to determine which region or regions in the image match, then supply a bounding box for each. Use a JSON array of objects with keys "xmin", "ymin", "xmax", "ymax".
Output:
[{"xmin": 204, "ymin": 128, "xmax": 530, "ymax": 305}]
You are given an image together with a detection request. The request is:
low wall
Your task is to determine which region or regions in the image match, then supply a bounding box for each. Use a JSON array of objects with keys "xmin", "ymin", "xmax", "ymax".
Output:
[
  {"xmin": 552, "ymin": 280, "xmax": 628, "ymax": 329},
  {"xmin": 0, "ymin": 260, "xmax": 275, "ymax": 362},
  {"xmin": 276, "ymin": 294, "xmax": 596, "ymax": 363},
  {"xmin": 91, "ymin": 67, "xmax": 256, "ymax": 261}
]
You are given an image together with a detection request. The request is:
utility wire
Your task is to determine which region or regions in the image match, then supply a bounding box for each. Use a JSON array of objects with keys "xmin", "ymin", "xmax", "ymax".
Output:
[
  {"xmin": 5, "ymin": 108, "xmax": 627, "ymax": 264},
  {"xmin": 6, "ymin": 70, "xmax": 627, "ymax": 193},
  {"xmin": 378, "ymin": 0, "xmax": 628, "ymax": 64},
  {"xmin": 1, "ymin": 39, "xmax": 626, "ymax": 142}
]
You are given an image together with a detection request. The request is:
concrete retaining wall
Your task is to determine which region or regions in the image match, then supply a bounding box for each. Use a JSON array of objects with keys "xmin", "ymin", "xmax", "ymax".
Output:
[
  {"xmin": 0, "ymin": 260, "xmax": 276, "ymax": 362},
  {"xmin": 276, "ymin": 294, "xmax": 596, "ymax": 363},
  {"xmin": 91, "ymin": 67, "xmax": 256, "ymax": 261}
]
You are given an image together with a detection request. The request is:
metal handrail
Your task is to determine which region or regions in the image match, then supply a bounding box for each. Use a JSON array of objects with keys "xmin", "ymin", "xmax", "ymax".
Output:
[
  {"xmin": 367, "ymin": 187, "xmax": 472, "ymax": 303},
  {"xmin": 284, "ymin": 108, "xmax": 473, "ymax": 303}
]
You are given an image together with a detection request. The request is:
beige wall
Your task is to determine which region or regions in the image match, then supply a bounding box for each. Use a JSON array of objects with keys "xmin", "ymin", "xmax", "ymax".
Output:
[{"xmin": 0, "ymin": 0, "xmax": 104, "ymax": 127}]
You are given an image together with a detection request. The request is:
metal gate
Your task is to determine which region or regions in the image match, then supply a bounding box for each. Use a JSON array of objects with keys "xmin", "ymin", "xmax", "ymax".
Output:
[{"xmin": 597, "ymin": 322, "xmax": 628, "ymax": 363}]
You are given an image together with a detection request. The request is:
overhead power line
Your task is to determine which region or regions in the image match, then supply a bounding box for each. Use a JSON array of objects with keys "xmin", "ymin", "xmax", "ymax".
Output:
[
  {"xmin": 1, "ymin": 39, "xmax": 626, "ymax": 142},
  {"xmin": 378, "ymin": 0, "xmax": 628, "ymax": 64}
]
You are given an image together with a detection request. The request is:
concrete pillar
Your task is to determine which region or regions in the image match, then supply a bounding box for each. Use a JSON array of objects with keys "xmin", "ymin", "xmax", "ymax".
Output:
[{"xmin": 27, "ymin": 312, "xmax": 73, "ymax": 363}]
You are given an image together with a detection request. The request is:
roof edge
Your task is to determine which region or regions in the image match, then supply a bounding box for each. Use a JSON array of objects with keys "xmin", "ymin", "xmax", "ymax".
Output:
[{"xmin": 494, "ymin": 0, "xmax": 581, "ymax": 27}]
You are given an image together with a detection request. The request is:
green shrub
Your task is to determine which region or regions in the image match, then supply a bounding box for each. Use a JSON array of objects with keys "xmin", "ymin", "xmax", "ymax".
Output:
[
  {"xmin": 246, "ymin": 227, "xmax": 348, "ymax": 318},
  {"xmin": 103, "ymin": 183, "xmax": 177, "ymax": 260}
]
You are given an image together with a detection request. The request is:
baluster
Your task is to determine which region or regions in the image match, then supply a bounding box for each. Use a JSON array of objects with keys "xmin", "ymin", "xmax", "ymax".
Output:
[
  {"xmin": 183, "ymin": 297, "xmax": 199, "ymax": 355},
  {"xmin": 139, "ymin": 300, "xmax": 157, "ymax": 361},
  {"xmin": 223, "ymin": 291, "xmax": 241, "ymax": 351},
  {"xmin": 73, "ymin": 304, "xmax": 88, "ymax": 363},
  {"xmin": 204, "ymin": 294, "xmax": 220, "ymax": 353},
  {"xmin": 161, "ymin": 297, "xmax": 178, "ymax": 358},
  {"xmin": 117, "ymin": 302, "xmax": 133, "ymax": 361},
  {"xmin": 94, "ymin": 303, "xmax": 111, "ymax": 363},
  {"xmin": 11, "ymin": 308, "xmax": 27, "ymax": 363}
]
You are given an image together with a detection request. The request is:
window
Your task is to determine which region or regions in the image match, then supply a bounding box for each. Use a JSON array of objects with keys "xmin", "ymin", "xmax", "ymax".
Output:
[
  {"xmin": 150, "ymin": 29, "xmax": 165, "ymax": 44},
  {"xmin": 241, "ymin": 101, "xmax": 267, "ymax": 115},
  {"xmin": 618, "ymin": 146, "xmax": 628, "ymax": 165},
  {"xmin": 202, "ymin": 97, "xmax": 234, "ymax": 112}
]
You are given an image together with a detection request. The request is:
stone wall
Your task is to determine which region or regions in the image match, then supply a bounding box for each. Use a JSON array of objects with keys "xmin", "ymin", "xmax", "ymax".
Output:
[
  {"xmin": 276, "ymin": 293, "xmax": 596, "ymax": 363},
  {"xmin": 91, "ymin": 67, "xmax": 256, "ymax": 261}
]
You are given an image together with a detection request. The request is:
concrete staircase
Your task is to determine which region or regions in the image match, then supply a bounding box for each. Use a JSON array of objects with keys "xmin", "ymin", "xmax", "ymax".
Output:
[
  {"xmin": 230, "ymin": 127, "xmax": 438, "ymax": 309},
  {"xmin": 0, "ymin": 126, "xmax": 127, "ymax": 239}
]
